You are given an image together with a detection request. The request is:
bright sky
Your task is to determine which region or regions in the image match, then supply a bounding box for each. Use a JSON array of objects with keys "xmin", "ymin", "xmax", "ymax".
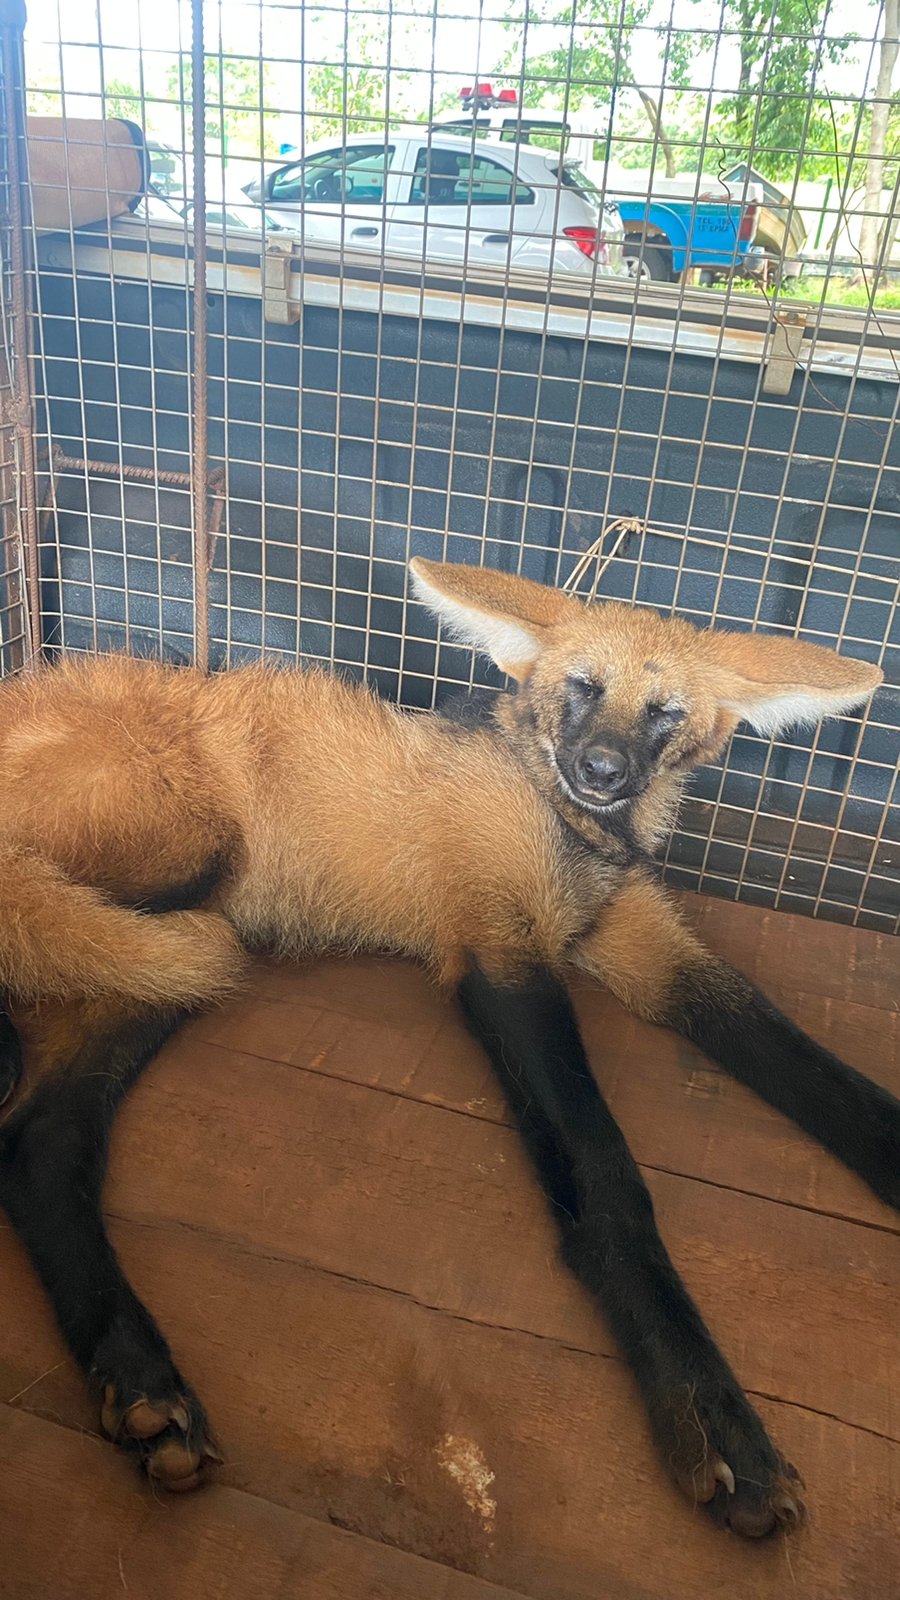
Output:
[{"xmin": 23, "ymin": 0, "xmax": 886, "ymax": 157}]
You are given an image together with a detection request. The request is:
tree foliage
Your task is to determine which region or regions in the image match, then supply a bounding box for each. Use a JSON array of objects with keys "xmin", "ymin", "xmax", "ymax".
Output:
[
  {"xmin": 165, "ymin": 54, "xmax": 281, "ymax": 157},
  {"xmin": 99, "ymin": 79, "xmax": 145, "ymax": 124},
  {"xmin": 298, "ymin": 45, "xmax": 412, "ymax": 144},
  {"xmin": 499, "ymin": 0, "xmax": 696, "ymax": 176},
  {"xmin": 853, "ymin": 0, "xmax": 900, "ymax": 280},
  {"xmin": 712, "ymin": 0, "xmax": 856, "ymax": 181},
  {"xmin": 496, "ymin": 0, "xmax": 864, "ymax": 184}
]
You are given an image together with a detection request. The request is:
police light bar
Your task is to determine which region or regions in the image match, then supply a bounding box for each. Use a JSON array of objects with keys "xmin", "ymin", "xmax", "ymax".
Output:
[{"xmin": 458, "ymin": 84, "xmax": 518, "ymax": 105}]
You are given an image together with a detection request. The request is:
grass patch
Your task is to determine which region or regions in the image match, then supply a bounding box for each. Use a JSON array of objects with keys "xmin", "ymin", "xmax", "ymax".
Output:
[
  {"xmin": 809, "ymin": 280, "xmax": 900, "ymax": 310},
  {"xmin": 703, "ymin": 275, "xmax": 900, "ymax": 312}
]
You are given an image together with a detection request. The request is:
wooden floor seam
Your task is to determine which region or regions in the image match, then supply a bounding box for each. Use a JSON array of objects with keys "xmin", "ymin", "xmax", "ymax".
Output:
[{"xmin": 179, "ymin": 1031, "xmax": 900, "ymax": 1235}]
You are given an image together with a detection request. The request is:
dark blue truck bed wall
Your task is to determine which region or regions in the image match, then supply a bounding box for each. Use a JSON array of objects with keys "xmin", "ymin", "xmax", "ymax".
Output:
[{"xmin": 33, "ymin": 264, "xmax": 899, "ymax": 930}]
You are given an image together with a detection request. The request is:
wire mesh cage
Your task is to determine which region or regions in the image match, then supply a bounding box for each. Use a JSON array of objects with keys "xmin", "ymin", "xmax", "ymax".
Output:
[
  {"xmin": 0, "ymin": 0, "xmax": 897, "ymax": 930},
  {"xmin": 0, "ymin": 5, "xmax": 34, "ymax": 675}
]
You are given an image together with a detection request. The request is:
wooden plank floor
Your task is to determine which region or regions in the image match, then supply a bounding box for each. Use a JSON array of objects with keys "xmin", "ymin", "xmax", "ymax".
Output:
[{"xmin": 1, "ymin": 892, "xmax": 898, "ymax": 1600}]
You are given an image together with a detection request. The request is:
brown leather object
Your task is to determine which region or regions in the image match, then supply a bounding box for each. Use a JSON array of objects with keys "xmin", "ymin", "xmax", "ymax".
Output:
[{"xmin": 26, "ymin": 116, "xmax": 148, "ymax": 231}]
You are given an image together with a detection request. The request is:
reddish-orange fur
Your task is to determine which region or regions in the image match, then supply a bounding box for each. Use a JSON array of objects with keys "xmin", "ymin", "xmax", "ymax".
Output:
[{"xmin": 0, "ymin": 560, "xmax": 882, "ymax": 1022}]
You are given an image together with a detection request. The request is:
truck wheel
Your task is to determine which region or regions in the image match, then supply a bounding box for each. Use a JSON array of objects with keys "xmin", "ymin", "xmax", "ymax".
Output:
[{"xmin": 624, "ymin": 241, "xmax": 673, "ymax": 282}]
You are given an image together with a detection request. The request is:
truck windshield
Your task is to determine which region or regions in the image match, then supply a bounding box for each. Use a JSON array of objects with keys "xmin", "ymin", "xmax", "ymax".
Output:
[
  {"xmin": 431, "ymin": 117, "xmax": 573, "ymax": 157},
  {"xmin": 500, "ymin": 120, "xmax": 570, "ymax": 155},
  {"xmin": 432, "ymin": 118, "xmax": 491, "ymax": 138}
]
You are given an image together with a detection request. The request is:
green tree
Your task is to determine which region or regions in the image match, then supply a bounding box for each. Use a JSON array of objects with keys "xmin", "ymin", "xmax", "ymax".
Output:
[
  {"xmin": 102, "ymin": 78, "xmax": 146, "ymax": 123},
  {"xmin": 854, "ymin": 0, "xmax": 900, "ymax": 282},
  {"xmin": 26, "ymin": 84, "xmax": 61, "ymax": 117},
  {"xmin": 30, "ymin": 73, "xmax": 170, "ymax": 132},
  {"xmin": 165, "ymin": 54, "xmax": 281, "ymax": 158},
  {"xmin": 713, "ymin": 0, "xmax": 853, "ymax": 181},
  {"xmin": 711, "ymin": 1, "xmax": 899, "ymax": 285},
  {"xmin": 165, "ymin": 20, "xmax": 415, "ymax": 155},
  {"xmin": 500, "ymin": 0, "xmax": 702, "ymax": 178},
  {"xmin": 297, "ymin": 6, "xmax": 419, "ymax": 143},
  {"xmin": 25, "ymin": 54, "xmax": 68, "ymax": 118},
  {"xmin": 608, "ymin": 89, "xmax": 717, "ymax": 175},
  {"xmin": 300, "ymin": 46, "xmax": 410, "ymax": 143}
]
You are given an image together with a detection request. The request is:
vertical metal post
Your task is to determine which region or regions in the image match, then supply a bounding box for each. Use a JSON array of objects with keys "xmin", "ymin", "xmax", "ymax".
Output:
[
  {"xmin": 0, "ymin": 0, "xmax": 43, "ymax": 665},
  {"xmin": 190, "ymin": 0, "xmax": 209, "ymax": 672}
]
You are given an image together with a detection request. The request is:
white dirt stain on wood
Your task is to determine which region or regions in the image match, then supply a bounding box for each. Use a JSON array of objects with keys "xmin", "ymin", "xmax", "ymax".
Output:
[{"xmin": 435, "ymin": 1434, "xmax": 496, "ymax": 1533}]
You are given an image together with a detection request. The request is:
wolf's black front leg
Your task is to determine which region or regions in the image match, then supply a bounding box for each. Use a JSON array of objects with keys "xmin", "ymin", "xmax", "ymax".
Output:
[
  {"xmin": 458, "ymin": 960, "xmax": 804, "ymax": 1538},
  {"xmin": 0, "ymin": 1011, "xmax": 23, "ymax": 1107},
  {"xmin": 673, "ymin": 966, "xmax": 900, "ymax": 1212},
  {"xmin": 576, "ymin": 878, "xmax": 900, "ymax": 1215}
]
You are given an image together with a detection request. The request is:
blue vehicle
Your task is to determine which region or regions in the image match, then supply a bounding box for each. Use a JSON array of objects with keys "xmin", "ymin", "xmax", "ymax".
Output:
[{"xmin": 611, "ymin": 177, "xmax": 764, "ymax": 283}]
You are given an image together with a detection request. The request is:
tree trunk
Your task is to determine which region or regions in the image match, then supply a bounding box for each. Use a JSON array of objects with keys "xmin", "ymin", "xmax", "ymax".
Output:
[
  {"xmin": 736, "ymin": 21, "xmax": 754, "ymax": 144},
  {"xmin": 853, "ymin": 0, "xmax": 900, "ymax": 288},
  {"xmin": 634, "ymin": 85, "xmax": 678, "ymax": 177},
  {"xmin": 877, "ymin": 187, "xmax": 900, "ymax": 274}
]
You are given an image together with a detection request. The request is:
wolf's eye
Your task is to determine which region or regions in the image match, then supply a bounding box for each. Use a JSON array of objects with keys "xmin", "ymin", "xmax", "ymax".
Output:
[
  {"xmin": 647, "ymin": 702, "xmax": 685, "ymax": 723},
  {"xmin": 567, "ymin": 675, "xmax": 604, "ymax": 699}
]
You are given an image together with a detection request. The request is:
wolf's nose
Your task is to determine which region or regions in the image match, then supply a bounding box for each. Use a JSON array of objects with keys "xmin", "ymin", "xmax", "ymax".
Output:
[{"xmin": 577, "ymin": 745, "xmax": 627, "ymax": 792}]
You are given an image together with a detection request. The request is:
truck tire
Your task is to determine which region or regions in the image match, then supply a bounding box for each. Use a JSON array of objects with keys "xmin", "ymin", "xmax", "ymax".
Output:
[{"xmin": 624, "ymin": 241, "xmax": 673, "ymax": 282}]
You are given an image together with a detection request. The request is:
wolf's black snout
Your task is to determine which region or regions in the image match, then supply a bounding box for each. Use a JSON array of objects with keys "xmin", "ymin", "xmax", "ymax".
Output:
[{"xmin": 576, "ymin": 744, "xmax": 628, "ymax": 793}]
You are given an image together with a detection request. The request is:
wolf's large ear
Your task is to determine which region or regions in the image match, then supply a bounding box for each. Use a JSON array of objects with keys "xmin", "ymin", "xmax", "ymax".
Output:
[
  {"xmin": 702, "ymin": 627, "xmax": 883, "ymax": 736},
  {"xmin": 409, "ymin": 558, "xmax": 569, "ymax": 680}
]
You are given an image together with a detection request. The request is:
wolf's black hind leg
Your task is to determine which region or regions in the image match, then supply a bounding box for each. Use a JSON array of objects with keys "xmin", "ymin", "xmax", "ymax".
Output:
[{"xmin": 0, "ymin": 1004, "xmax": 219, "ymax": 1491}]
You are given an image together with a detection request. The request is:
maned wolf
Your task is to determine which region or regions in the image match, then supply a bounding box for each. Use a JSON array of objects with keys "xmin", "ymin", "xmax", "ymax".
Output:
[{"xmin": 0, "ymin": 558, "xmax": 894, "ymax": 1538}]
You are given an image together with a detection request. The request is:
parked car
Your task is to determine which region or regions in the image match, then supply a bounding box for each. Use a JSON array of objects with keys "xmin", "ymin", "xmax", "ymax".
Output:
[
  {"xmin": 243, "ymin": 129, "xmax": 627, "ymax": 280},
  {"xmin": 717, "ymin": 163, "xmax": 807, "ymax": 285},
  {"xmin": 146, "ymin": 140, "xmax": 184, "ymax": 197},
  {"xmin": 609, "ymin": 173, "xmax": 765, "ymax": 283},
  {"xmin": 142, "ymin": 171, "xmax": 289, "ymax": 235}
]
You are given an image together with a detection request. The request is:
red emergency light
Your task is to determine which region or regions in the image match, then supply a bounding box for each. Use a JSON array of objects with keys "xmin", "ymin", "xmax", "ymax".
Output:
[{"xmin": 458, "ymin": 84, "xmax": 518, "ymax": 105}]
